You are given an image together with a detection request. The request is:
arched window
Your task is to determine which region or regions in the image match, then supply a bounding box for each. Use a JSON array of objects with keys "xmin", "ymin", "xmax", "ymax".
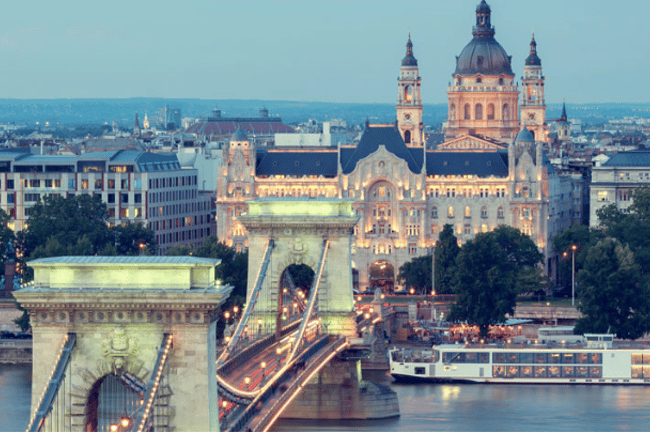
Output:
[
  {"xmin": 431, "ymin": 206, "xmax": 438, "ymax": 218},
  {"xmin": 464, "ymin": 104, "xmax": 471, "ymax": 120},
  {"xmin": 450, "ymin": 104, "xmax": 456, "ymax": 121},
  {"xmin": 464, "ymin": 206, "xmax": 471, "ymax": 218},
  {"xmin": 475, "ymin": 104, "xmax": 483, "ymax": 120},
  {"xmin": 503, "ymin": 104, "xmax": 510, "ymax": 120},
  {"xmin": 481, "ymin": 206, "xmax": 488, "ymax": 218},
  {"xmin": 487, "ymin": 104, "xmax": 495, "ymax": 120},
  {"xmin": 522, "ymin": 187, "xmax": 530, "ymax": 198},
  {"xmin": 404, "ymin": 130, "xmax": 411, "ymax": 144},
  {"xmin": 498, "ymin": 206, "xmax": 504, "ymax": 219},
  {"xmin": 448, "ymin": 206, "xmax": 454, "ymax": 218},
  {"xmin": 404, "ymin": 85, "xmax": 412, "ymax": 102}
]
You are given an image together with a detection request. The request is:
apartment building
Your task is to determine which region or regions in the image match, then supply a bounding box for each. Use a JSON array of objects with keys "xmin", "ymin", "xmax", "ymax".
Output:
[{"xmin": 0, "ymin": 149, "xmax": 213, "ymax": 253}]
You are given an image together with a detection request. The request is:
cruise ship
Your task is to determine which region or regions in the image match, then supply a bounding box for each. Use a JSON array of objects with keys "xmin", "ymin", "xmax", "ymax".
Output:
[{"xmin": 389, "ymin": 333, "xmax": 650, "ymax": 384}]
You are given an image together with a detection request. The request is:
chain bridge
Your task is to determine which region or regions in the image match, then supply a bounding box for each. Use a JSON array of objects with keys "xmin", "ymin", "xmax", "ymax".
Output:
[{"xmin": 14, "ymin": 198, "xmax": 399, "ymax": 432}]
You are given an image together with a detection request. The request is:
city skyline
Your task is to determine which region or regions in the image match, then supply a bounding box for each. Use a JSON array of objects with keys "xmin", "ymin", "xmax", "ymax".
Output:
[{"xmin": 0, "ymin": 0, "xmax": 647, "ymax": 105}]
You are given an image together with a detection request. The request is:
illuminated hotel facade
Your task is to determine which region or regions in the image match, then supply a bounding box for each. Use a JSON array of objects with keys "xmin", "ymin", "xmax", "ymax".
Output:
[{"xmin": 216, "ymin": 0, "xmax": 573, "ymax": 291}]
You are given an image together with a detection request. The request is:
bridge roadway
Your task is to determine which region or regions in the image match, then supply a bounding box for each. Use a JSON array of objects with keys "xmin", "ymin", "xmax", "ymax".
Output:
[{"xmin": 217, "ymin": 326, "xmax": 349, "ymax": 432}]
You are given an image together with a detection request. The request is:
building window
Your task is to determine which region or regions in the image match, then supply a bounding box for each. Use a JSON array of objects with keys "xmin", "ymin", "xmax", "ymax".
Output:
[
  {"xmin": 481, "ymin": 223, "xmax": 488, "ymax": 233},
  {"xmin": 481, "ymin": 206, "xmax": 488, "ymax": 219},
  {"xmin": 597, "ymin": 191, "xmax": 608, "ymax": 202},
  {"xmin": 464, "ymin": 224, "xmax": 471, "ymax": 235},
  {"xmin": 464, "ymin": 104, "xmax": 471, "ymax": 120},
  {"xmin": 432, "ymin": 224, "xmax": 438, "ymax": 234},
  {"xmin": 498, "ymin": 206, "xmax": 504, "ymax": 219},
  {"xmin": 464, "ymin": 206, "xmax": 471, "ymax": 218},
  {"xmin": 408, "ymin": 243, "xmax": 417, "ymax": 255},
  {"xmin": 475, "ymin": 104, "xmax": 483, "ymax": 120},
  {"xmin": 487, "ymin": 103, "xmax": 495, "ymax": 120},
  {"xmin": 431, "ymin": 206, "xmax": 438, "ymax": 218},
  {"xmin": 448, "ymin": 206, "xmax": 454, "ymax": 218}
]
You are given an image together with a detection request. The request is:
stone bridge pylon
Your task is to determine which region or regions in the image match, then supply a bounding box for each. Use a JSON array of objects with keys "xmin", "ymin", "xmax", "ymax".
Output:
[
  {"xmin": 238, "ymin": 198, "xmax": 359, "ymax": 337},
  {"xmin": 13, "ymin": 256, "xmax": 233, "ymax": 432}
]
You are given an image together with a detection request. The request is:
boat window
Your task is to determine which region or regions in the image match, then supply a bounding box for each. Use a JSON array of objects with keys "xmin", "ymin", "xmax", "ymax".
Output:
[
  {"xmin": 576, "ymin": 353, "xmax": 590, "ymax": 364},
  {"xmin": 534, "ymin": 366, "xmax": 547, "ymax": 378},
  {"xmin": 478, "ymin": 353, "xmax": 489, "ymax": 363},
  {"xmin": 519, "ymin": 352, "xmax": 534, "ymax": 363},
  {"xmin": 591, "ymin": 353, "xmax": 602, "ymax": 364},
  {"xmin": 589, "ymin": 366, "xmax": 602, "ymax": 378},
  {"xmin": 493, "ymin": 353, "xmax": 506, "ymax": 363},
  {"xmin": 534, "ymin": 353, "xmax": 548, "ymax": 364},
  {"xmin": 493, "ymin": 365, "xmax": 506, "ymax": 377},
  {"xmin": 548, "ymin": 366, "xmax": 561, "ymax": 377},
  {"xmin": 576, "ymin": 366, "xmax": 589, "ymax": 378},
  {"xmin": 520, "ymin": 366, "xmax": 533, "ymax": 378},
  {"xmin": 415, "ymin": 367, "xmax": 426, "ymax": 375},
  {"xmin": 432, "ymin": 350, "xmax": 440, "ymax": 363},
  {"xmin": 631, "ymin": 353, "xmax": 650, "ymax": 365},
  {"xmin": 507, "ymin": 366, "xmax": 519, "ymax": 378},
  {"xmin": 548, "ymin": 353, "xmax": 561, "ymax": 364},
  {"xmin": 562, "ymin": 353, "xmax": 575, "ymax": 364},
  {"xmin": 507, "ymin": 353, "xmax": 519, "ymax": 363},
  {"xmin": 562, "ymin": 366, "xmax": 575, "ymax": 377}
]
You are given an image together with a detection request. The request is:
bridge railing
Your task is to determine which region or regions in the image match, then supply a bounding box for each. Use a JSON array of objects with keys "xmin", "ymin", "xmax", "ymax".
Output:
[{"xmin": 227, "ymin": 334, "xmax": 333, "ymax": 432}]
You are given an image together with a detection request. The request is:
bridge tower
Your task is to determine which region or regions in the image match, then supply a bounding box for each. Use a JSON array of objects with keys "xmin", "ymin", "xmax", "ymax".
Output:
[
  {"xmin": 239, "ymin": 199, "xmax": 358, "ymax": 338},
  {"xmin": 13, "ymin": 256, "xmax": 233, "ymax": 432}
]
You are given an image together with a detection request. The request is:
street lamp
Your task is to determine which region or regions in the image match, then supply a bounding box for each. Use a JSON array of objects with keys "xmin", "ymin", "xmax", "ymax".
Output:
[{"xmin": 563, "ymin": 245, "xmax": 578, "ymax": 307}]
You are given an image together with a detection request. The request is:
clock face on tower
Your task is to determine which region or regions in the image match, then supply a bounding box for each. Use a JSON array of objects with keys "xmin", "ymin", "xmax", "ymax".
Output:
[{"xmin": 404, "ymin": 113, "xmax": 411, "ymax": 120}]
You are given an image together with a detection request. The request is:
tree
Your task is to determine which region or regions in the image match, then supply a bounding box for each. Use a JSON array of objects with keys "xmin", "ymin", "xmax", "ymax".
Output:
[
  {"xmin": 449, "ymin": 231, "xmax": 517, "ymax": 338},
  {"xmin": 397, "ymin": 255, "xmax": 431, "ymax": 294},
  {"xmin": 0, "ymin": 209, "xmax": 16, "ymax": 278},
  {"xmin": 552, "ymin": 223, "xmax": 603, "ymax": 296},
  {"xmin": 113, "ymin": 222, "xmax": 157, "ymax": 255},
  {"xmin": 21, "ymin": 194, "xmax": 112, "ymax": 258},
  {"xmin": 286, "ymin": 264, "xmax": 315, "ymax": 292},
  {"xmin": 449, "ymin": 227, "xmax": 544, "ymax": 338},
  {"xmin": 574, "ymin": 238, "xmax": 650, "ymax": 339},
  {"xmin": 434, "ymin": 224, "xmax": 460, "ymax": 294}
]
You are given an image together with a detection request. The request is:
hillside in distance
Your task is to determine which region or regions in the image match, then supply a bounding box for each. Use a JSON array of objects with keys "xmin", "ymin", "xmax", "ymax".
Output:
[{"xmin": 0, "ymin": 98, "xmax": 647, "ymax": 129}]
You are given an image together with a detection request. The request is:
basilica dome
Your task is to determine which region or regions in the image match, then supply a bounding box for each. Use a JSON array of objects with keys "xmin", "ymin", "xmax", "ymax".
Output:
[{"xmin": 453, "ymin": 0, "xmax": 514, "ymax": 77}]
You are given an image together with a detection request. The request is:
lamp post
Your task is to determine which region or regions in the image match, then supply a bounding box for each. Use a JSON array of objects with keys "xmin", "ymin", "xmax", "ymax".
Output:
[
  {"xmin": 570, "ymin": 244, "xmax": 577, "ymax": 307},
  {"xmin": 563, "ymin": 245, "xmax": 577, "ymax": 307}
]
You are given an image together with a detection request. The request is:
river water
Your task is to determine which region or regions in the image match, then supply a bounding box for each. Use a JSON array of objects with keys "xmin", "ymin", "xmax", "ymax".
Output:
[{"xmin": 3, "ymin": 364, "xmax": 650, "ymax": 432}]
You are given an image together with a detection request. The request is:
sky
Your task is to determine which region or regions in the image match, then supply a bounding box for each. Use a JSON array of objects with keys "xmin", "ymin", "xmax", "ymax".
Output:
[{"xmin": 0, "ymin": 0, "xmax": 648, "ymax": 105}]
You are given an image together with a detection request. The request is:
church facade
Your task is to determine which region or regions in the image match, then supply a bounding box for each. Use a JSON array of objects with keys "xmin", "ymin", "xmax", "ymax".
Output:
[{"xmin": 216, "ymin": 0, "xmax": 573, "ymax": 292}]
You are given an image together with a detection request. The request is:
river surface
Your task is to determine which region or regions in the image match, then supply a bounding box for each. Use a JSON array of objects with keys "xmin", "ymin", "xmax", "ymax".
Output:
[{"xmin": 3, "ymin": 364, "xmax": 650, "ymax": 432}]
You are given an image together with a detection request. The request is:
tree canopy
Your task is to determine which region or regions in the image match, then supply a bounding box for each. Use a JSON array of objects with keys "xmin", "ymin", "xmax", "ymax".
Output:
[
  {"xmin": 554, "ymin": 185, "xmax": 650, "ymax": 338},
  {"xmin": 574, "ymin": 238, "xmax": 650, "ymax": 339},
  {"xmin": 21, "ymin": 194, "xmax": 157, "ymax": 261},
  {"xmin": 397, "ymin": 255, "xmax": 431, "ymax": 295},
  {"xmin": 449, "ymin": 226, "xmax": 544, "ymax": 338},
  {"xmin": 0, "ymin": 209, "xmax": 15, "ymax": 278},
  {"xmin": 434, "ymin": 224, "xmax": 460, "ymax": 294}
]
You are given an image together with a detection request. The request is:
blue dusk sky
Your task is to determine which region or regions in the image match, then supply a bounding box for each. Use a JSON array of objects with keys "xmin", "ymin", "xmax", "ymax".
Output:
[{"xmin": 0, "ymin": 0, "xmax": 647, "ymax": 105}]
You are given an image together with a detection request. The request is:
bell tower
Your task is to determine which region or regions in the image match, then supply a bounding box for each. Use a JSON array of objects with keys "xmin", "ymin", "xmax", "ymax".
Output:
[
  {"xmin": 520, "ymin": 32, "xmax": 547, "ymax": 142},
  {"xmin": 396, "ymin": 34, "xmax": 423, "ymax": 147}
]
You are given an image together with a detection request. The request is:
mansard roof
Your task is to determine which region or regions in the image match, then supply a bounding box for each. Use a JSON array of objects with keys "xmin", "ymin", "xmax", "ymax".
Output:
[
  {"xmin": 601, "ymin": 150, "xmax": 650, "ymax": 167},
  {"xmin": 340, "ymin": 124, "xmax": 423, "ymax": 175},
  {"xmin": 426, "ymin": 150, "xmax": 508, "ymax": 177},
  {"xmin": 256, "ymin": 148, "xmax": 338, "ymax": 177}
]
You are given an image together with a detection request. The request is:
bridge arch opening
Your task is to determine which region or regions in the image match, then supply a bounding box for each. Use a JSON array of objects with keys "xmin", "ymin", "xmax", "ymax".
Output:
[
  {"xmin": 84, "ymin": 374, "xmax": 142, "ymax": 432},
  {"xmin": 369, "ymin": 260, "xmax": 395, "ymax": 294},
  {"xmin": 279, "ymin": 263, "xmax": 314, "ymax": 325}
]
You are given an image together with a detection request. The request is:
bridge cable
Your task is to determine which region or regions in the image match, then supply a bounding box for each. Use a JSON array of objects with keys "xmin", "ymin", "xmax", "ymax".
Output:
[
  {"xmin": 217, "ymin": 238, "xmax": 275, "ymax": 368},
  {"xmin": 131, "ymin": 333, "xmax": 173, "ymax": 432},
  {"xmin": 286, "ymin": 238, "xmax": 329, "ymax": 363},
  {"xmin": 27, "ymin": 333, "xmax": 77, "ymax": 432}
]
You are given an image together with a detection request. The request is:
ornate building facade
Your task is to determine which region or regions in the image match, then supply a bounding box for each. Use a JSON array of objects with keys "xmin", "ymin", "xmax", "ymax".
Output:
[{"xmin": 216, "ymin": 0, "xmax": 571, "ymax": 292}]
